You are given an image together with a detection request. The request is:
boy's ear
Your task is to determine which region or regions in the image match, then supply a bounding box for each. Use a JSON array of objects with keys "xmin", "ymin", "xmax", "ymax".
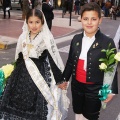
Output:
[{"xmin": 99, "ymin": 17, "xmax": 102, "ymax": 25}]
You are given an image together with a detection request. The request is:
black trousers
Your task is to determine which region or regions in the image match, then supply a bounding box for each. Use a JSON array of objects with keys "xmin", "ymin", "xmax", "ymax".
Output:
[
  {"xmin": 71, "ymin": 79, "xmax": 102, "ymax": 120},
  {"xmin": 46, "ymin": 20, "xmax": 52, "ymax": 31},
  {"xmin": 3, "ymin": 8, "xmax": 10, "ymax": 18}
]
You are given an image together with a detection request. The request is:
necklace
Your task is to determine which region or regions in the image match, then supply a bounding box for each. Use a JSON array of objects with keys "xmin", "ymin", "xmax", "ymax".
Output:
[{"xmin": 29, "ymin": 31, "xmax": 40, "ymax": 42}]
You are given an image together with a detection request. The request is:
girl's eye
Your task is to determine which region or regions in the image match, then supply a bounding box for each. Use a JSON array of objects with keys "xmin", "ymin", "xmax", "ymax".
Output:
[
  {"xmin": 36, "ymin": 21, "xmax": 41, "ymax": 24},
  {"xmin": 36, "ymin": 21, "xmax": 40, "ymax": 23}
]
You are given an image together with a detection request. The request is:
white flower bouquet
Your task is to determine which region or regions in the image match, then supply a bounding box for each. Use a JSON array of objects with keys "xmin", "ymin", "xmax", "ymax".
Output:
[{"xmin": 98, "ymin": 43, "xmax": 120, "ymax": 109}]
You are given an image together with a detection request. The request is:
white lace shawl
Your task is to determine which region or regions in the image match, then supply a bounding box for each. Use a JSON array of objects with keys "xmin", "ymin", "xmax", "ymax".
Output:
[{"xmin": 15, "ymin": 16, "xmax": 64, "ymax": 72}]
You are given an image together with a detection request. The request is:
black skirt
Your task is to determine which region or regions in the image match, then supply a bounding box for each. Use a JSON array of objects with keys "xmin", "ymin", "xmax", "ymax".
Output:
[{"xmin": 0, "ymin": 50, "xmax": 62, "ymax": 120}]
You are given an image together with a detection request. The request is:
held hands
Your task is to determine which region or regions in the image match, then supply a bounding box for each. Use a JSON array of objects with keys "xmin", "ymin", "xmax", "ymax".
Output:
[
  {"xmin": 103, "ymin": 93, "xmax": 115, "ymax": 103},
  {"xmin": 58, "ymin": 82, "xmax": 68, "ymax": 90}
]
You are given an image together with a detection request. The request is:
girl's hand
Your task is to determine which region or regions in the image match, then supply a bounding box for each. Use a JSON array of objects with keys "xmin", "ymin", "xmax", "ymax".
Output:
[{"xmin": 58, "ymin": 82, "xmax": 68, "ymax": 90}]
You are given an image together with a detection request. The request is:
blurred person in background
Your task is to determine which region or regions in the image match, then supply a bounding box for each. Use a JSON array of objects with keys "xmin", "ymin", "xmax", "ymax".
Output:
[
  {"xmin": 104, "ymin": 0, "xmax": 111, "ymax": 17},
  {"xmin": 74, "ymin": 0, "xmax": 80, "ymax": 15},
  {"xmin": 22, "ymin": 0, "xmax": 30, "ymax": 20},
  {"xmin": 34, "ymin": 0, "xmax": 42, "ymax": 10},
  {"xmin": 1, "ymin": 0, "xmax": 11, "ymax": 19},
  {"xmin": 42, "ymin": 0, "xmax": 54, "ymax": 30}
]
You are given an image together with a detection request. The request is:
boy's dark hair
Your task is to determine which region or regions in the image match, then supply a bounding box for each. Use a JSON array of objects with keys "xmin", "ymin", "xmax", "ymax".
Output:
[
  {"xmin": 81, "ymin": 2, "xmax": 101, "ymax": 18},
  {"xmin": 26, "ymin": 9, "xmax": 44, "ymax": 25}
]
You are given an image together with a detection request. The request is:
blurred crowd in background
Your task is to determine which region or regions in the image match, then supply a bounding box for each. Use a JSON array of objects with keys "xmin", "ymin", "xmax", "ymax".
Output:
[{"xmin": 0, "ymin": 0, "xmax": 120, "ymax": 20}]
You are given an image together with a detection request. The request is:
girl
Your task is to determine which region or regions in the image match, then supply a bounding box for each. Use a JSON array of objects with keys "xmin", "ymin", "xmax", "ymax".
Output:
[{"xmin": 0, "ymin": 9, "xmax": 69, "ymax": 120}]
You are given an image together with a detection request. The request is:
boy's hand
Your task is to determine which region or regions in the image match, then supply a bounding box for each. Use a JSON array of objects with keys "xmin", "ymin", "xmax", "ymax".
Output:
[
  {"xmin": 58, "ymin": 82, "xmax": 68, "ymax": 90},
  {"xmin": 103, "ymin": 93, "xmax": 115, "ymax": 103}
]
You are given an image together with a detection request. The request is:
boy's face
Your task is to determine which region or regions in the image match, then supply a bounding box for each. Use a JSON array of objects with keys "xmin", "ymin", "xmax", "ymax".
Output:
[{"xmin": 81, "ymin": 10, "xmax": 102, "ymax": 38}]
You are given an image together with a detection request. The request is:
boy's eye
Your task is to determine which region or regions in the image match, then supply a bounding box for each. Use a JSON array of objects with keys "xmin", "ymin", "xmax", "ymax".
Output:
[
  {"xmin": 83, "ymin": 18, "xmax": 88, "ymax": 20},
  {"xmin": 83, "ymin": 18, "xmax": 97, "ymax": 21},
  {"xmin": 29, "ymin": 21, "xmax": 33, "ymax": 24},
  {"xmin": 92, "ymin": 18, "xmax": 97, "ymax": 20}
]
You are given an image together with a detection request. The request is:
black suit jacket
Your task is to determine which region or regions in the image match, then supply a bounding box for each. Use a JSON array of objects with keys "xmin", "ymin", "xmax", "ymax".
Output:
[
  {"xmin": 42, "ymin": 3, "xmax": 54, "ymax": 20},
  {"xmin": 2, "ymin": 0, "xmax": 11, "ymax": 8},
  {"xmin": 62, "ymin": 29, "xmax": 118, "ymax": 94}
]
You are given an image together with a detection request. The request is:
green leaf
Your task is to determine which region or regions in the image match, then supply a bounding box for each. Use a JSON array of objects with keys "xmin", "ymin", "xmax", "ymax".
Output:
[
  {"xmin": 107, "ymin": 51, "xmax": 114, "ymax": 56},
  {"xmin": 101, "ymin": 49, "xmax": 106, "ymax": 52},
  {"xmin": 110, "ymin": 48, "xmax": 116, "ymax": 51},
  {"xmin": 108, "ymin": 43, "xmax": 111, "ymax": 48},
  {"xmin": 108, "ymin": 58, "xmax": 115, "ymax": 65},
  {"xmin": 109, "ymin": 54, "xmax": 115, "ymax": 59},
  {"xmin": 108, "ymin": 54, "xmax": 115, "ymax": 65},
  {"xmin": 99, "ymin": 58, "xmax": 107, "ymax": 62},
  {"xmin": 107, "ymin": 67, "xmax": 114, "ymax": 72}
]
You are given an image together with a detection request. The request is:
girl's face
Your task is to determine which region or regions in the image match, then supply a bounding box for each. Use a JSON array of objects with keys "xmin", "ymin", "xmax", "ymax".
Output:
[
  {"xmin": 27, "ymin": 16, "xmax": 42, "ymax": 35},
  {"xmin": 81, "ymin": 11, "xmax": 102, "ymax": 38}
]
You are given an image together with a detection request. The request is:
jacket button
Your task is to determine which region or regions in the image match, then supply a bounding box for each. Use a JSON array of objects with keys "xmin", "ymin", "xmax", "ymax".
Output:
[
  {"xmin": 73, "ymin": 73, "xmax": 75, "ymax": 75},
  {"xmin": 88, "ymin": 77, "xmax": 90, "ymax": 79},
  {"xmin": 89, "ymin": 63, "xmax": 91, "ymax": 65},
  {"xmin": 89, "ymin": 72, "xmax": 91, "ymax": 74}
]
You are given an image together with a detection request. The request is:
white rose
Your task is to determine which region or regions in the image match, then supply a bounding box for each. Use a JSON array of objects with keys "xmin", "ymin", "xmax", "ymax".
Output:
[
  {"xmin": 114, "ymin": 52, "xmax": 120, "ymax": 61},
  {"xmin": 99, "ymin": 63, "xmax": 107, "ymax": 70}
]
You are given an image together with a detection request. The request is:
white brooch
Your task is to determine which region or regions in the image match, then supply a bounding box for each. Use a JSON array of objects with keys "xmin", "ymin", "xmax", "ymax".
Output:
[
  {"xmin": 93, "ymin": 42, "xmax": 99, "ymax": 48},
  {"xmin": 76, "ymin": 42, "xmax": 79, "ymax": 46},
  {"xmin": 96, "ymin": 42, "xmax": 98, "ymax": 46},
  {"xmin": 93, "ymin": 44, "xmax": 95, "ymax": 48},
  {"xmin": 23, "ymin": 42, "xmax": 26, "ymax": 48}
]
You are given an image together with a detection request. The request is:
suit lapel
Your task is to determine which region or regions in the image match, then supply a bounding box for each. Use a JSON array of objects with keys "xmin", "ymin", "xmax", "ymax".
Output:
[
  {"xmin": 74, "ymin": 34, "xmax": 83, "ymax": 57},
  {"xmin": 89, "ymin": 30, "xmax": 103, "ymax": 51}
]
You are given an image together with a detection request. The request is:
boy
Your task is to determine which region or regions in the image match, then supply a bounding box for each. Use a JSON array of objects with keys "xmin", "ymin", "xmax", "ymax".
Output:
[{"xmin": 58, "ymin": 2, "xmax": 118, "ymax": 120}]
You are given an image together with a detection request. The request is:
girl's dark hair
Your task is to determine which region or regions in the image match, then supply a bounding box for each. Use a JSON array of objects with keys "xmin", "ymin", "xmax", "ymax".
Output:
[
  {"xmin": 26, "ymin": 9, "xmax": 44, "ymax": 24},
  {"xmin": 81, "ymin": 2, "xmax": 101, "ymax": 18}
]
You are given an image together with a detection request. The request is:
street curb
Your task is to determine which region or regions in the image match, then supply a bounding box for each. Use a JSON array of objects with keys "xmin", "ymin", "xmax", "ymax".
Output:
[
  {"xmin": 0, "ymin": 36, "xmax": 17, "ymax": 50},
  {"xmin": 0, "ymin": 43, "xmax": 7, "ymax": 49},
  {"xmin": 0, "ymin": 42, "xmax": 17, "ymax": 49}
]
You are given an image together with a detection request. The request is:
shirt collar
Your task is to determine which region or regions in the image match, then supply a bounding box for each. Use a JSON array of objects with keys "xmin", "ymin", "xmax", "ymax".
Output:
[{"xmin": 83, "ymin": 31, "xmax": 95, "ymax": 41}]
